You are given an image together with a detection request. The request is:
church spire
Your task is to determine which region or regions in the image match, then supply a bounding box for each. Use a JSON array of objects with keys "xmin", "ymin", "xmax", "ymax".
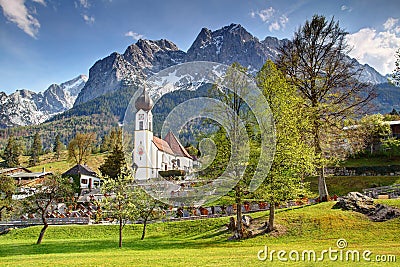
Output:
[{"xmin": 135, "ymin": 87, "xmax": 153, "ymax": 111}]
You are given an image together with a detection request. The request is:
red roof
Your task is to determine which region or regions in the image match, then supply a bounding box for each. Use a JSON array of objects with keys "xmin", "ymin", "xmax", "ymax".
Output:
[
  {"xmin": 153, "ymin": 136, "xmax": 175, "ymax": 155},
  {"xmin": 163, "ymin": 131, "xmax": 193, "ymax": 159},
  {"xmin": 152, "ymin": 132, "xmax": 193, "ymax": 159}
]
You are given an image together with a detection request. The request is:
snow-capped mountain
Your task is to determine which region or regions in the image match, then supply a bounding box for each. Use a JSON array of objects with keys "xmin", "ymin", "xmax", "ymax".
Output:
[
  {"xmin": 0, "ymin": 75, "xmax": 87, "ymax": 127},
  {"xmin": 1, "ymin": 24, "xmax": 391, "ymax": 128},
  {"xmin": 74, "ymin": 23, "xmax": 388, "ymax": 108}
]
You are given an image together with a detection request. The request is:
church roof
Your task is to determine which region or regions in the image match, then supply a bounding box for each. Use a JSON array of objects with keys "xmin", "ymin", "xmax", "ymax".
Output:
[
  {"xmin": 135, "ymin": 88, "xmax": 153, "ymax": 111},
  {"xmin": 153, "ymin": 136, "xmax": 175, "ymax": 155},
  {"xmin": 163, "ymin": 131, "xmax": 193, "ymax": 159}
]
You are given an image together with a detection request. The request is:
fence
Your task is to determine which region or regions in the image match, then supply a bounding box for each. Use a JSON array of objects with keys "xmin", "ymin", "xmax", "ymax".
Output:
[{"xmin": 0, "ymin": 217, "xmax": 90, "ymax": 227}]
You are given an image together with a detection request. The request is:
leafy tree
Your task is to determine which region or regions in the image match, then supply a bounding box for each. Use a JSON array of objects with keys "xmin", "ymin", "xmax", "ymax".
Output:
[
  {"xmin": 381, "ymin": 138, "xmax": 400, "ymax": 159},
  {"xmin": 132, "ymin": 187, "xmax": 164, "ymax": 240},
  {"xmin": 67, "ymin": 132, "xmax": 96, "ymax": 165},
  {"xmin": 99, "ymin": 128, "xmax": 127, "ymax": 179},
  {"xmin": 101, "ymin": 169, "xmax": 136, "ymax": 247},
  {"xmin": 3, "ymin": 135, "xmax": 21, "ymax": 167},
  {"xmin": 256, "ymin": 60, "xmax": 314, "ymax": 232},
  {"xmin": 53, "ymin": 133, "xmax": 64, "ymax": 160},
  {"xmin": 0, "ymin": 175, "xmax": 16, "ymax": 221},
  {"xmin": 207, "ymin": 62, "xmax": 253, "ymax": 239},
  {"xmin": 29, "ymin": 132, "xmax": 42, "ymax": 167},
  {"xmin": 359, "ymin": 114, "xmax": 392, "ymax": 154},
  {"xmin": 23, "ymin": 175, "xmax": 74, "ymax": 244},
  {"xmin": 276, "ymin": 14, "xmax": 375, "ymax": 201}
]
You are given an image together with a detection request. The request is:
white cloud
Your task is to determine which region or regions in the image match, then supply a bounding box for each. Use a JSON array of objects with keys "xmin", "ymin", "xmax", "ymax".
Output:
[
  {"xmin": 125, "ymin": 31, "xmax": 145, "ymax": 40},
  {"xmin": 347, "ymin": 17, "xmax": 400, "ymax": 75},
  {"xmin": 79, "ymin": 0, "xmax": 90, "ymax": 9},
  {"xmin": 384, "ymin": 17, "xmax": 399, "ymax": 30},
  {"xmin": 82, "ymin": 14, "xmax": 94, "ymax": 24},
  {"xmin": 341, "ymin": 5, "xmax": 352, "ymax": 12},
  {"xmin": 253, "ymin": 7, "xmax": 275, "ymax": 22},
  {"xmin": 0, "ymin": 0, "xmax": 41, "ymax": 38},
  {"xmin": 32, "ymin": 0, "xmax": 46, "ymax": 6},
  {"xmin": 251, "ymin": 7, "xmax": 288, "ymax": 32}
]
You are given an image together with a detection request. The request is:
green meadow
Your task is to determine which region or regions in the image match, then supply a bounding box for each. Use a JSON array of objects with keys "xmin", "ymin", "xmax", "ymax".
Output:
[{"xmin": 1, "ymin": 201, "xmax": 399, "ymax": 267}]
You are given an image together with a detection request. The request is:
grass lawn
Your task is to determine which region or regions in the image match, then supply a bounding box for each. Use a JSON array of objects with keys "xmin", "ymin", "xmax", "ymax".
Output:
[
  {"xmin": 1, "ymin": 201, "xmax": 399, "ymax": 266},
  {"xmin": 340, "ymin": 157, "xmax": 400, "ymax": 167},
  {"xmin": 26, "ymin": 151, "xmax": 106, "ymax": 174},
  {"xmin": 306, "ymin": 176, "xmax": 400, "ymax": 197}
]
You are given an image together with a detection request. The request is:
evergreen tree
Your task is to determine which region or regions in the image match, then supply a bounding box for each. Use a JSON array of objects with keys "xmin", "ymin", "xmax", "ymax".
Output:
[
  {"xmin": 53, "ymin": 133, "xmax": 63, "ymax": 160},
  {"xmin": 29, "ymin": 132, "xmax": 42, "ymax": 167},
  {"xmin": 99, "ymin": 128, "xmax": 127, "ymax": 179},
  {"xmin": 3, "ymin": 135, "xmax": 21, "ymax": 167}
]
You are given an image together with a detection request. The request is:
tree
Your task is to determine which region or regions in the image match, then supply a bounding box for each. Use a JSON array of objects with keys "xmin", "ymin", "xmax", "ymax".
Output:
[
  {"xmin": 29, "ymin": 132, "xmax": 42, "ymax": 167},
  {"xmin": 53, "ymin": 134, "xmax": 64, "ymax": 160},
  {"xmin": 67, "ymin": 132, "xmax": 96, "ymax": 165},
  {"xmin": 24, "ymin": 174, "xmax": 73, "ymax": 244},
  {"xmin": 276, "ymin": 14, "xmax": 375, "ymax": 201},
  {"xmin": 392, "ymin": 48, "xmax": 400, "ymax": 87},
  {"xmin": 208, "ymin": 62, "xmax": 252, "ymax": 239},
  {"xmin": 256, "ymin": 60, "xmax": 314, "ymax": 232},
  {"xmin": 359, "ymin": 114, "xmax": 391, "ymax": 154},
  {"xmin": 132, "ymin": 187, "xmax": 164, "ymax": 240},
  {"xmin": 3, "ymin": 135, "xmax": 21, "ymax": 167},
  {"xmin": 99, "ymin": 128, "xmax": 127, "ymax": 179},
  {"xmin": 101, "ymin": 169, "xmax": 136, "ymax": 247},
  {"xmin": 0, "ymin": 175, "xmax": 16, "ymax": 221}
]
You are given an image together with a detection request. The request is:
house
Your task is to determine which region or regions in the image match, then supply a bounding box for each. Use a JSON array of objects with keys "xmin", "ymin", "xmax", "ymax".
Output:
[
  {"xmin": 133, "ymin": 88, "xmax": 194, "ymax": 180},
  {"xmin": 2, "ymin": 167, "xmax": 52, "ymax": 186},
  {"xmin": 62, "ymin": 164, "xmax": 101, "ymax": 191}
]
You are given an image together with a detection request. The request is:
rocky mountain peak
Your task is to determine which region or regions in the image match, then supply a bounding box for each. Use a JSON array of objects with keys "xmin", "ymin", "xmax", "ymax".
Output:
[{"xmin": 0, "ymin": 75, "xmax": 87, "ymax": 127}]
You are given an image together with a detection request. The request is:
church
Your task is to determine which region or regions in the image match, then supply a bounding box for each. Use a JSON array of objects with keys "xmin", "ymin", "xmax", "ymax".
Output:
[{"xmin": 133, "ymin": 88, "xmax": 194, "ymax": 180}]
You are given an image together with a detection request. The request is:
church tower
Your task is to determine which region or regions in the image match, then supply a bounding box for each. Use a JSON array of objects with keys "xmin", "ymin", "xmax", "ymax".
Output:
[{"xmin": 134, "ymin": 88, "xmax": 154, "ymax": 180}]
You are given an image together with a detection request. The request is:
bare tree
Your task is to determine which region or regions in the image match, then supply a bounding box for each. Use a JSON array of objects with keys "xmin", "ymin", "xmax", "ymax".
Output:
[{"xmin": 276, "ymin": 14, "xmax": 375, "ymax": 201}]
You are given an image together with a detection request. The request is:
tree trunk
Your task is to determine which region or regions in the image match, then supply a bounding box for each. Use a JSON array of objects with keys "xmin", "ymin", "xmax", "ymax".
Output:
[
  {"xmin": 37, "ymin": 223, "xmax": 48, "ymax": 244},
  {"xmin": 235, "ymin": 186, "xmax": 243, "ymax": 239},
  {"xmin": 267, "ymin": 202, "xmax": 275, "ymax": 232},
  {"xmin": 0, "ymin": 206, "xmax": 5, "ymax": 221},
  {"xmin": 313, "ymin": 119, "xmax": 329, "ymax": 202},
  {"xmin": 141, "ymin": 219, "xmax": 147, "ymax": 240},
  {"xmin": 318, "ymin": 167, "xmax": 329, "ymax": 202},
  {"xmin": 119, "ymin": 218, "xmax": 123, "ymax": 248}
]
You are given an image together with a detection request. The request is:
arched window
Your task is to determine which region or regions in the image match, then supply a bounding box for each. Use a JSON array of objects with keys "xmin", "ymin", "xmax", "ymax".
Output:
[
  {"xmin": 177, "ymin": 159, "xmax": 181, "ymax": 167},
  {"xmin": 139, "ymin": 121, "xmax": 143, "ymax": 130}
]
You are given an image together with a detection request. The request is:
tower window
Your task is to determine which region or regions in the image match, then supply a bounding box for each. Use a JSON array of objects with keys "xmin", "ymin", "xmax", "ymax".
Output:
[
  {"xmin": 139, "ymin": 121, "xmax": 143, "ymax": 130},
  {"xmin": 149, "ymin": 122, "xmax": 152, "ymax": 131}
]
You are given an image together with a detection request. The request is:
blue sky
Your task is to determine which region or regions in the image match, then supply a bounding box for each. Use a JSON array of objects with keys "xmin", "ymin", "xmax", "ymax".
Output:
[{"xmin": 0, "ymin": 0, "xmax": 399, "ymax": 94}]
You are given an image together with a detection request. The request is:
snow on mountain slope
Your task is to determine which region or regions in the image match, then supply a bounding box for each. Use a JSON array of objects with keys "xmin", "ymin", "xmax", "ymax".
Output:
[{"xmin": 0, "ymin": 75, "xmax": 87, "ymax": 127}]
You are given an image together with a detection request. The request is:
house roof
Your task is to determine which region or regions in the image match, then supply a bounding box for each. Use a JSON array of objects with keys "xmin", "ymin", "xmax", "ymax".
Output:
[
  {"xmin": 153, "ymin": 136, "xmax": 175, "ymax": 155},
  {"xmin": 62, "ymin": 164, "xmax": 98, "ymax": 177},
  {"xmin": 0, "ymin": 167, "xmax": 31, "ymax": 175},
  {"xmin": 10, "ymin": 172, "xmax": 52, "ymax": 179},
  {"xmin": 163, "ymin": 131, "xmax": 193, "ymax": 159}
]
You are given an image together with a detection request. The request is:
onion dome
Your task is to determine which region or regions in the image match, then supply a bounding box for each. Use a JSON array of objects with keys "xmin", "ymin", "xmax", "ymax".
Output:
[{"xmin": 135, "ymin": 88, "xmax": 153, "ymax": 111}]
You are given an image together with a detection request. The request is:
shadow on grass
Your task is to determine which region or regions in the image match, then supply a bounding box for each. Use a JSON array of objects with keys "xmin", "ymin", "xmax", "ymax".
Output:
[{"xmin": 0, "ymin": 232, "xmax": 231, "ymax": 258}]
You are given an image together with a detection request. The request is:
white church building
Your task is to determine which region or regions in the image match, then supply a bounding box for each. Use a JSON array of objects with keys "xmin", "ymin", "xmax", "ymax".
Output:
[{"xmin": 133, "ymin": 88, "xmax": 194, "ymax": 180}]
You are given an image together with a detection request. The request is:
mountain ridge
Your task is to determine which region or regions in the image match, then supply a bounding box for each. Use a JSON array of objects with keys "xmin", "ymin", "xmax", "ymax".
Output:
[{"xmin": 0, "ymin": 75, "xmax": 87, "ymax": 127}]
